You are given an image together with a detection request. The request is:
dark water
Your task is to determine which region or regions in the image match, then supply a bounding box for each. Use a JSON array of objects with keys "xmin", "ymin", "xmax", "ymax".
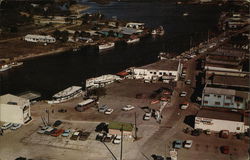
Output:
[{"xmin": 0, "ymin": 1, "xmax": 221, "ymax": 99}]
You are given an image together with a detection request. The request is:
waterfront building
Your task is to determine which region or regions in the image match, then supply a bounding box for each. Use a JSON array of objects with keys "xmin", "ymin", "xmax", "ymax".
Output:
[
  {"xmin": 133, "ymin": 60, "xmax": 182, "ymax": 83},
  {"xmin": 0, "ymin": 94, "xmax": 31, "ymax": 124},
  {"xmin": 24, "ymin": 34, "xmax": 56, "ymax": 43},
  {"xmin": 195, "ymin": 109, "xmax": 248, "ymax": 133}
]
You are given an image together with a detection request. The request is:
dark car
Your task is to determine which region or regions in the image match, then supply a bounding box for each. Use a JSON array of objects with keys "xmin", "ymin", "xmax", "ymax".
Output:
[
  {"xmin": 151, "ymin": 154, "xmax": 165, "ymax": 160},
  {"xmin": 53, "ymin": 120, "xmax": 62, "ymax": 127},
  {"xmin": 96, "ymin": 133, "xmax": 105, "ymax": 141},
  {"xmin": 79, "ymin": 132, "xmax": 91, "ymax": 141},
  {"xmin": 103, "ymin": 134, "xmax": 114, "ymax": 142},
  {"xmin": 191, "ymin": 129, "xmax": 202, "ymax": 136},
  {"xmin": 95, "ymin": 122, "xmax": 107, "ymax": 133},
  {"xmin": 70, "ymin": 131, "xmax": 82, "ymax": 140}
]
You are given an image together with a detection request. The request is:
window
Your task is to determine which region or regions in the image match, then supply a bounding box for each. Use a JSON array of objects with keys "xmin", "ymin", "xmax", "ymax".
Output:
[
  {"xmin": 217, "ymin": 95, "xmax": 221, "ymax": 98},
  {"xmin": 159, "ymin": 72, "xmax": 162, "ymax": 75},
  {"xmin": 154, "ymin": 72, "xmax": 156, "ymax": 75},
  {"xmin": 204, "ymin": 101, "xmax": 208, "ymax": 104},
  {"xmin": 215, "ymin": 102, "xmax": 220, "ymax": 105},
  {"xmin": 226, "ymin": 96, "xmax": 232, "ymax": 100},
  {"xmin": 150, "ymin": 72, "xmax": 153, "ymax": 74},
  {"xmin": 224, "ymin": 103, "xmax": 230, "ymax": 106},
  {"xmin": 169, "ymin": 73, "xmax": 172, "ymax": 76},
  {"xmin": 236, "ymin": 127, "xmax": 240, "ymax": 130},
  {"xmin": 204, "ymin": 94, "xmax": 210, "ymax": 97}
]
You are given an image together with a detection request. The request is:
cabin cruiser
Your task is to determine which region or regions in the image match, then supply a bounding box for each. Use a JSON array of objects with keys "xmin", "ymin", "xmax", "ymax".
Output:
[{"xmin": 98, "ymin": 42, "xmax": 115, "ymax": 51}]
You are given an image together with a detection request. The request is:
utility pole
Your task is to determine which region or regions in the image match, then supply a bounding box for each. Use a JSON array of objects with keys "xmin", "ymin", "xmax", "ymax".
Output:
[
  {"xmin": 120, "ymin": 125, "xmax": 123, "ymax": 160},
  {"xmin": 134, "ymin": 112, "xmax": 137, "ymax": 140},
  {"xmin": 46, "ymin": 109, "xmax": 50, "ymax": 126}
]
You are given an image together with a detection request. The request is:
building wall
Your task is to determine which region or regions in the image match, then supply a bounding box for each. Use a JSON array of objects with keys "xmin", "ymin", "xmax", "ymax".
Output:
[
  {"xmin": 202, "ymin": 93, "xmax": 246, "ymax": 109},
  {"xmin": 109, "ymin": 129, "xmax": 132, "ymax": 138},
  {"xmin": 195, "ymin": 117, "xmax": 245, "ymax": 133},
  {"xmin": 205, "ymin": 66, "xmax": 242, "ymax": 72},
  {"xmin": 0, "ymin": 104, "xmax": 24, "ymax": 124}
]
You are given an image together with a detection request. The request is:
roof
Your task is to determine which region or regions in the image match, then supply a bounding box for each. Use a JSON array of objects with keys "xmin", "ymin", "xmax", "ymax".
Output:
[
  {"xmin": 204, "ymin": 87, "xmax": 236, "ymax": 95},
  {"xmin": 208, "ymin": 75, "xmax": 250, "ymax": 88},
  {"xmin": 18, "ymin": 91, "xmax": 41, "ymax": 101},
  {"xmin": 197, "ymin": 109, "xmax": 243, "ymax": 122},
  {"xmin": 137, "ymin": 60, "xmax": 179, "ymax": 71},
  {"xmin": 108, "ymin": 121, "xmax": 133, "ymax": 131},
  {"xmin": 53, "ymin": 86, "xmax": 82, "ymax": 98},
  {"xmin": 206, "ymin": 55, "xmax": 240, "ymax": 65},
  {"xmin": 0, "ymin": 94, "xmax": 29, "ymax": 108},
  {"xmin": 205, "ymin": 63, "xmax": 242, "ymax": 70}
]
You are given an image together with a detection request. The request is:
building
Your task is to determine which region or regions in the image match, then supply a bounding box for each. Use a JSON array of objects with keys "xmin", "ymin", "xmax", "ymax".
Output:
[
  {"xmin": 0, "ymin": 94, "xmax": 31, "ymax": 124},
  {"xmin": 195, "ymin": 109, "xmax": 247, "ymax": 133},
  {"xmin": 133, "ymin": 60, "xmax": 182, "ymax": 83},
  {"xmin": 24, "ymin": 34, "xmax": 56, "ymax": 43},
  {"xmin": 108, "ymin": 121, "xmax": 133, "ymax": 138}
]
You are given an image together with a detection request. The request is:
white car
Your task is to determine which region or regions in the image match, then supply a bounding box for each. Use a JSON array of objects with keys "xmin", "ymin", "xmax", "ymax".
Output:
[
  {"xmin": 105, "ymin": 108, "xmax": 114, "ymax": 115},
  {"xmin": 10, "ymin": 123, "xmax": 22, "ymax": 130},
  {"xmin": 1, "ymin": 122, "xmax": 13, "ymax": 130},
  {"xmin": 37, "ymin": 126, "xmax": 50, "ymax": 134},
  {"xmin": 180, "ymin": 103, "xmax": 189, "ymax": 110},
  {"xmin": 122, "ymin": 105, "xmax": 135, "ymax": 111},
  {"xmin": 184, "ymin": 140, "xmax": 193, "ymax": 148},
  {"xmin": 180, "ymin": 91, "xmax": 187, "ymax": 97},
  {"xmin": 185, "ymin": 80, "xmax": 191, "ymax": 85},
  {"xmin": 143, "ymin": 112, "xmax": 151, "ymax": 120},
  {"xmin": 113, "ymin": 135, "xmax": 121, "ymax": 144}
]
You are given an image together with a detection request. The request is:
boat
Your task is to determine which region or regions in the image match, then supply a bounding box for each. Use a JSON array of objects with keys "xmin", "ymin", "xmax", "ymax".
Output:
[
  {"xmin": 183, "ymin": 12, "xmax": 189, "ymax": 16},
  {"xmin": 10, "ymin": 62, "xmax": 23, "ymax": 67},
  {"xmin": 151, "ymin": 29, "xmax": 157, "ymax": 35},
  {"xmin": 158, "ymin": 52, "xmax": 171, "ymax": 60},
  {"xmin": 0, "ymin": 64, "xmax": 12, "ymax": 72},
  {"xmin": 151, "ymin": 26, "xmax": 165, "ymax": 36},
  {"xmin": 98, "ymin": 42, "xmax": 115, "ymax": 51},
  {"xmin": 86, "ymin": 74, "xmax": 122, "ymax": 90},
  {"xmin": 126, "ymin": 38, "xmax": 140, "ymax": 44},
  {"xmin": 48, "ymin": 86, "xmax": 83, "ymax": 104}
]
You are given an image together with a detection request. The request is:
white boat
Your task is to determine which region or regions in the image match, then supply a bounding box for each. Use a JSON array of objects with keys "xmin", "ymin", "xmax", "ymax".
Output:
[
  {"xmin": 126, "ymin": 38, "xmax": 140, "ymax": 44},
  {"xmin": 86, "ymin": 74, "xmax": 122, "ymax": 90},
  {"xmin": 0, "ymin": 64, "xmax": 12, "ymax": 72},
  {"xmin": 152, "ymin": 26, "xmax": 165, "ymax": 36},
  {"xmin": 98, "ymin": 42, "xmax": 115, "ymax": 51},
  {"xmin": 183, "ymin": 12, "xmax": 189, "ymax": 16},
  {"xmin": 151, "ymin": 29, "xmax": 157, "ymax": 35},
  {"xmin": 48, "ymin": 86, "xmax": 83, "ymax": 104}
]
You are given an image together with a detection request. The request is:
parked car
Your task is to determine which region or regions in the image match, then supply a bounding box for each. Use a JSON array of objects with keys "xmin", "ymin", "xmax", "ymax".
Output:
[
  {"xmin": 95, "ymin": 122, "xmax": 108, "ymax": 133},
  {"xmin": 10, "ymin": 123, "xmax": 22, "ymax": 130},
  {"xmin": 104, "ymin": 108, "xmax": 114, "ymax": 115},
  {"xmin": 96, "ymin": 133, "xmax": 105, "ymax": 141},
  {"xmin": 98, "ymin": 105, "xmax": 108, "ymax": 113},
  {"xmin": 179, "ymin": 91, "xmax": 187, "ymax": 97},
  {"xmin": 103, "ymin": 134, "xmax": 114, "ymax": 142},
  {"xmin": 180, "ymin": 102, "xmax": 189, "ymax": 110},
  {"xmin": 122, "ymin": 105, "xmax": 135, "ymax": 111},
  {"xmin": 185, "ymin": 80, "xmax": 191, "ymax": 85},
  {"xmin": 37, "ymin": 126, "xmax": 50, "ymax": 134},
  {"xmin": 208, "ymin": 42, "xmax": 216, "ymax": 48},
  {"xmin": 53, "ymin": 120, "xmax": 62, "ymax": 127},
  {"xmin": 204, "ymin": 129, "xmax": 211, "ymax": 135},
  {"xmin": 113, "ymin": 135, "xmax": 121, "ymax": 144},
  {"xmin": 79, "ymin": 132, "xmax": 90, "ymax": 141},
  {"xmin": 44, "ymin": 127, "xmax": 56, "ymax": 135},
  {"xmin": 70, "ymin": 131, "xmax": 81, "ymax": 140},
  {"xmin": 61, "ymin": 129, "xmax": 71, "ymax": 137},
  {"xmin": 152, "ymin": 154, "xmax": 165, "ymax": 160},
  {"xmin": 1, "ymin": 122, "xmax": 13, "ymax": 130},
  {"xmin": 173, "ymin": 140, "xmax": 183, "ymax": 149},
  {"xmin": 184, "ymin": 140, "xmax": 193, "ymax": 149},
  {"xmin": 51, "ymin": 129, "xmax": 64, "ymax": 137},
  {"xmin": 221, "ymin": 146, "xmax": 230, "ymax": 154},
  {"xmin": 191, "ymin": 129, "xmax": 202, "ymax": 136},
  {"xmin": 143, "ymin": 112, "xmax": 151, "ymax": 120}
]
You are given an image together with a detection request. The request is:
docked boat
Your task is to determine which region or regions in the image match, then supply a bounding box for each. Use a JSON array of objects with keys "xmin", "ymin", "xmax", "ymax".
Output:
[
  {"xmin": 48, "ymin": 86, "xmax": 83, "ymax": 104},
  {"xmin": 98, "ymin": 42, "xmax": 115, "ymax": 51},
  {"xmin": 151, "ymin": 26, "xmax": 165, "ymax": 36},
  {"xmin": 183, "ymin": 12, "xmax": 189, "ymax": 16},
  {"xmin": 0, "ymin": 64, "xmax": 12, "ymax": 72},
  {"xmin": 86, "ymin": 74, "xmax": 122, "ymax": 90},
  {"xmin": 126, "ymin": 38, "xmax": 140, "ymax": 44},
  {"xmin": 151, "ymin": 29, "xmax": 157, "ymax": 35}
]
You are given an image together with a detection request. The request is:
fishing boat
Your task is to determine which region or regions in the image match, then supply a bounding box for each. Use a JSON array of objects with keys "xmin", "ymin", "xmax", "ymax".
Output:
[
  {"xmin": 98, "ymin": 42, "xmax": 115, "ymax": 51},
  {"xmin": 10, "ymin": 62, "xmax": 23, "ymax": 67},
  {"xmin": 48, "ymin": 86, "xmax": 83, "ymax": 104},
  {"xmin": 126, "ymin": 38, "xmax": 140, "ymax": 44},
  {"xmin": 86, "ymin": 74, "xmax": 122, "ymax": 90},
  {"xmin": 0, "ymin": 64, "xmax": 12, "ymax": 72}
]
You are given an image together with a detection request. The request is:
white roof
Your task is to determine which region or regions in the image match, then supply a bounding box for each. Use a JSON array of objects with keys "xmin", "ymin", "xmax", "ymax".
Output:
[
  {"xmin": 53, "ymin": 86, "xmax": 82, "ymax": 98},
  {"xmin": 25, "ymin": 34, "xmax": 55, "ymax": 39},
  {"xmin": 0, "ymin": 94, "xmax": 29, "ymax": 108}
]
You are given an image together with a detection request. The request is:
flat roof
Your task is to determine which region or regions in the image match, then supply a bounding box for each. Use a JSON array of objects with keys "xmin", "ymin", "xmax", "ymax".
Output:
[
  {"xmin": 18, "ymin": 91, "xmax": 41, "ymax": 101},
  {"xmin": 108, "ymin": 121, "xmax": 133, "ymax": 131},
  {"xmin": 209, "ymin": 75, "xmax": 250, "ymax": 88},
  {"xmin": 205, "ymin": 62, "xmax": 242, "ymax": 70},
  {"xmin": 0, "ymin": 94, "xmax": 29, "ymax": 108},
  {"xmin": 197, "ymin": 109, "xmax": 243, "ymax": 122},
  {"xmin": 137, "ymin": 60, "xmax": 179, "ymax": 71},
  {"xmin": 204, "ymin": 87, "xmax": 236, "ymax": 95},
  {"xmin": 206, "ymin": 55, "xmax": 241, "ymax": 64}
]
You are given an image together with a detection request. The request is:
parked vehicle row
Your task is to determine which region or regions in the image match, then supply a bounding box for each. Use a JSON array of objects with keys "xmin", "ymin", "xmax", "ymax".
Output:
[
  {"xmin": 98, "ymin": 105, "xmax": 114, "ymax": 115},
  {"xmin": 95, "ymin": 133, "xmax": 121, "ymax": 144},
  {"xmin": 173, "ymin": 140, "xmax": 193, "ymax": 149},
  {"xmin": 1, "ymin": 122, "xmax": 22, "ymax": 130}
]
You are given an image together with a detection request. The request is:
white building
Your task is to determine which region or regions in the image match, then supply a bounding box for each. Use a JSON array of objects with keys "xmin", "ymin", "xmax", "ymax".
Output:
[
  {"xmin": 133, "ymin": 60, "xmax": 182, "ymax": 82},
  {"xmin": 195, "ymin": 109, "xmax": 248, "ymax": 133},
  {"xmin": 0, "ymin": 94, "xmax": 31, "ymax": 124},
  {"xmin": 24, "ymin": 34, "xmax": 56, "ymax": 43}
]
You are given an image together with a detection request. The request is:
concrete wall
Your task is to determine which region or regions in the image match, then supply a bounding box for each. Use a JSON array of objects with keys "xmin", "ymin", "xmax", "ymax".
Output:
[
  {"xmin": 202, "ymin": 93, "xmax": 246, "ymax": 109},
  {"xmin": 195, "ymin": 117, "xmax": 245, "ymax": 133},
  {"xmin": 0, "ymin": 104, "xmax": 24, "ymax": 124}
]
